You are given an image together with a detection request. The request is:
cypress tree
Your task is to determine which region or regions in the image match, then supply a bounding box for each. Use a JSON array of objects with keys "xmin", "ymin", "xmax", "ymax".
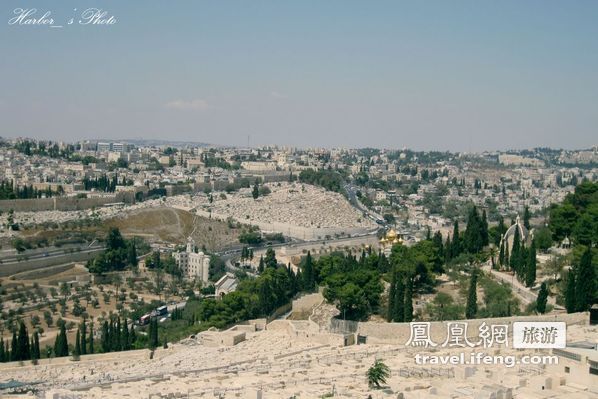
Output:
[
  {"xmin": 481, "ymin": 210, "xmax": 489, "ymax": 246},
  {"xmin": 525, "ymin": 240, "xmax": 537, "ymax": 287},
  {"xmin": 258, "ymin": 256, "xmax": 264, "ymax": 274},
  {"xmin": 387, "ymin": 270, "xmax": 396, "ymax": 322},
  {"xmin": 17, "ymin": 321, "xmax": 30, "ymax": 361},
  {"xmin": 33, "ymin": 331, "xmax": 40, "ymax": 360},
  {"xmin": 403, "ymin": 278, "xmax": 413, "ymax": 322},
  {"xmin": 89, "ymin": 322, "xmax": 94, "ymax": 354},
  {"xmin": 54, "ymin": 323, "xmax": 68, "ymax": 357},
  {"xmin": 451, "ymin": 221, "xmax": 461, "ymax": 257},
  {"xmin": 536, "ymin": 283, "xmax": 548, "ymax": 314},
  {"xmin": 499, "ymin": 241, "xmax": 505, "ymax": 267},
  {"xmin": 74, "ymin": 329, "xmax": 81, "ymax": 357},
  {"xmin": 523, "ymin": 206, "xmax": 531, "ymax": 230},
  {"xmin": 565, "ymin": 272, "xmax": 576, "ymax": 313},
  {"xmin": 122, "ymin": 319, "xmax": 130, "ymax": 351},
  {"xmin": 0, "ymin": 337, "xmax": 5, "ymax": 362},
  {"xmin": 302, "ymin": 252, "xmax": 315, "ymax": 292},
  {"xmin": 101, "ymin": 321, "xmax": 110, "ymax": 353},
  {"xmin": 511, "ymin": 227, "xmax": 521, "ymax": 271},
  {"xmin": 114, "ymin": 317, "xmax": 121, "ymax": 351},
  {"xmin": 10, "ymin": 330, "xmax": 17, "ymax": 361},
  {"xmin": 444, "ymin": 234, "xmax": 452, "ymax": 261},
  {"xmin": 80, "ymin": 319, "xmax": 87, "ymax": 355},
  {"xmin": 575, "ymin": 247, "xmax": 596, "ymax": 312},
  {"xmin": 130, "ymin": 325, "xmax": 136, "ymax": 348},
  {"xmin": 394, "ymin": 276, "xmax": 405, "ymax": 322},
  {"xmin": 4, "ymin": 340, "xmax": 10, "ymax": 363},
  {"xmin": 466, "ymin": 270, "xmax": 478, "ymax": 319},
  {"xmin": 504, "ymin": 245, "xmax": 510, "ymax": 271},
  {"xmin": 496, "ymin": 216, "xmax": 506, "ymax": 246}
]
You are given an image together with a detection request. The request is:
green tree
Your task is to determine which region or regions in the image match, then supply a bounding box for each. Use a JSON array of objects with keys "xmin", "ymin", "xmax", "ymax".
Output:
[
  {"xmin": 13, "ymin": 321, "xmax": 30, "ymax": 361},
  {"xmin": 74, "ymin": 328, "xmax": 81, "ymax": 358},
  {"xmin": 575, "ymin": 247, "xmax": 596, "ymax": 311},
  {"xmin": 465, "ymin": 270, "xmax": 478, "ymax": 319},
  {"xmin": 89, "ymin": 322, "xmax": 94, "ymax": 354},
  {"xmin": 301, "ymin": 251, "xmax": 315, "ymax": 292},
  {"xmin": 367, "ymin": 359, "xmax": 390, "ymax": 389},
  {"xmin": 387, "ymin": 270, "xmax": 396, "ymax": 322},
  {"xmin": 403, "ymin": 279, "xmax": 413, "ymax": 322},
  {"xmin": 525, "ymin": 240, "xmax": 537, "ymax": 288},
  {"xmin": 536, "ymin": 282, "xmax": 548, "ymax": 314},
  {"xmin": 264, "ymin": 248, "xmax": 277, "ymax": 269},
  {"xmin": 523, "ymin": 206, "xmax": 531, "ymax": 230},
  {"xmin": 80, "ymin": 319, "xmax": 87, "ymax": 355},
  {"xmin": 394, "ymin": 275, "xmax": 405, "ymax": 322},
  {"xmin": 450, "ymin": 221, "xmax": 461, "ymax": 257},
  {"xmin": 54, "ymin": 323, "xmax": 69, "ymax": 357},
  {"xmin": 565, "ymin": 272, "xmax": 576, "ymax": 313},
  {"xmin": 252, "ymin": 181, "xmax": 259, "ymax": 200}
]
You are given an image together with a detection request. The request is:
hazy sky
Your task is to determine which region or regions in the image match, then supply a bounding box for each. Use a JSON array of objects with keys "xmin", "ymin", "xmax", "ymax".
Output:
[{"xmin": 1, "ymin": 1, "xmax": 597, "ymax": 151}]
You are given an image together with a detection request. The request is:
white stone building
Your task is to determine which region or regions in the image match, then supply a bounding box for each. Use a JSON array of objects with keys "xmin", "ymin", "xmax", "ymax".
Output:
[{"xmin": 173, "ymin": 237, "xmax": 210, "ymax": 283}]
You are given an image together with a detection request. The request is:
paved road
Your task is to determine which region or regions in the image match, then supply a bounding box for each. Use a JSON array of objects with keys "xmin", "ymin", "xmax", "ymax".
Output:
[{"xmin": 482, "ymin": 263, "xmax": 563, "ymax": 310}]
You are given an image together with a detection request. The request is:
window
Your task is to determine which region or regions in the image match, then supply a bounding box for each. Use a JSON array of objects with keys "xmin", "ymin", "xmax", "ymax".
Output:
[{"xmin": 564, "ymin": 367, "xmax": 570, "ymax": 373}]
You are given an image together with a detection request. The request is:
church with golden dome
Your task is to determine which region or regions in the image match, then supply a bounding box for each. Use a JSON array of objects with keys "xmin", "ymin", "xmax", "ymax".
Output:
[{"xmin": 379, "ymin": 229, "xmax": 402, "ymax": 255}]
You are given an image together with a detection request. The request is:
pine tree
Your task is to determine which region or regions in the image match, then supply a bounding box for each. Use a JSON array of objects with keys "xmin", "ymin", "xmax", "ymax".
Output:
[
  {"xmin": 403, "ymin": 278, "xmax": 413, "ymax": 322},
  {"xmin": 565, "ymin": 272, "xmax": 576, "ymax": 313},
  {"xmin": 536, "ymin": 282, "xmax": 548, "ymax": 314},
  {"xmin": 575, "ymin": 247, "xmax": 596, "ymax": 312},
  {"xmin": 525, "ymin": 240, "xmax": 537, "ymax": 288},
  {"xmin": 466, "ymin": 270, "xmax": 478, "ymax": 319}
]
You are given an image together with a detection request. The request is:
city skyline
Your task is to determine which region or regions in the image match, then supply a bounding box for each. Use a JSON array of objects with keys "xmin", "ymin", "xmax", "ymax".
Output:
[{"xmin": 1, "ymin": 1, "xmax": 598, "ymax": 151}]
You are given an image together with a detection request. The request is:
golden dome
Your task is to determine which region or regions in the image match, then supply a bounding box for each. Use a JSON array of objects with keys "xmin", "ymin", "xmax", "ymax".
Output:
[{"xmin": 386, "ymin": 229, "xmax": 397, "ymax": 239}]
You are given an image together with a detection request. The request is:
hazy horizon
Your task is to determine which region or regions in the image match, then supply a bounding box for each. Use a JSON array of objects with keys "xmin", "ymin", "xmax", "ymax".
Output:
[{"xmin": 1, "ymin": 1, "xmax": 597, "ymax": 151}]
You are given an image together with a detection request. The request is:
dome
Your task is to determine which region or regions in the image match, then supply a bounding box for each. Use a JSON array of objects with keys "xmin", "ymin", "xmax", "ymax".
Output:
[{"xmin": 386, "ymin": 229, "xmax": 397, "ymax": 239}]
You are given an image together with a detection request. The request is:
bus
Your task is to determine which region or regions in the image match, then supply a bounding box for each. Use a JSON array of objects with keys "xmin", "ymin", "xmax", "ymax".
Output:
[{"xmin": 156, "ymin": 306, "xmax": 168, "ymax": 316}]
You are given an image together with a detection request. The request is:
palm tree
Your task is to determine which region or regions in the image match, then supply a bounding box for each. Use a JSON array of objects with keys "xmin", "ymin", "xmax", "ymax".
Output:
[{"xmin": 367, "ymin": 359, "xmax": 390, "ymax": 389}]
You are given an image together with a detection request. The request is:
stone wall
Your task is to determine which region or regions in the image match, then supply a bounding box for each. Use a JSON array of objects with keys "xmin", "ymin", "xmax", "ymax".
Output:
[
  {"xmin": 0, "ymin": 248, "xmax": 103, "ymax": 277},
  {"xmin": 0, "ymin": 192, "xmax": 135, "ymax": 212},
  {"xmin": 292, "ymin": 293, "xmax": 324, "ymax": 316},
  {"xmin": 355, "ymin": 312, "xmax": 589, "ymax": 345}
]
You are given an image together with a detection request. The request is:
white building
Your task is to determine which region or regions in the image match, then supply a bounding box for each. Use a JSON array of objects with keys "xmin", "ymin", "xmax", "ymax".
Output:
[{"xmin": 173, "ymin": 237, "xmax": 210, "ymax": 283}]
